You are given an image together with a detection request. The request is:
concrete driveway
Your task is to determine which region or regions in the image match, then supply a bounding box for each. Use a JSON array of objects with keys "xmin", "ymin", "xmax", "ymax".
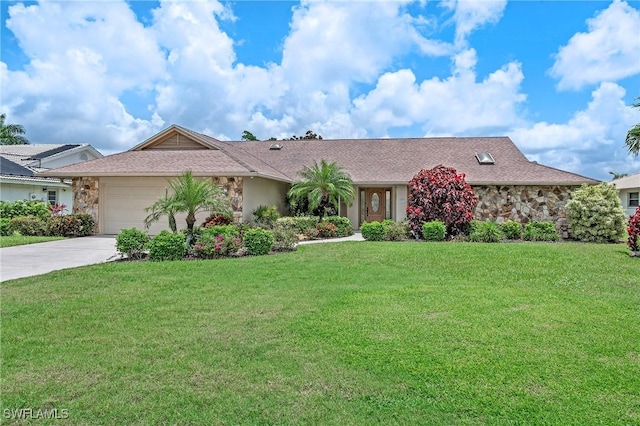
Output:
[{"xmin": 0, "ymin": 236, "xmax": 119, "ymax": 282}]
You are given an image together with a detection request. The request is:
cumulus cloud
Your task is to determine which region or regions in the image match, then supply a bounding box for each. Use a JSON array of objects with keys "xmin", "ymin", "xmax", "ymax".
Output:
[
  {"xmin": 352, "ymin": 49, "xmax": 526, "ymax": 135},
  {"xmin": 550, "ymin": 0, "xmax": 640, "ymax": 90},
  {"xmin": 509, "ymin": 82, "xmax": 640, "ymax": 178}
]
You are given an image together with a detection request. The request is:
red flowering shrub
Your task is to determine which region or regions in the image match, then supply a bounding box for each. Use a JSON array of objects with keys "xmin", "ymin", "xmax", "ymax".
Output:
[
  {"xmin": 406, "ymin": 165, "xmax": 478, "ymax": 239},
  {"xmin": 627, "ymin": 206, "xmax": 640, "ymax": 252},
  {"xmin": 202, "ymin": 213, "xmax": 232, "ymax": 227}
]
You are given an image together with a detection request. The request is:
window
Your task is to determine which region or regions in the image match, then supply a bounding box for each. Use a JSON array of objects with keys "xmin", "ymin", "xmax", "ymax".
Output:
[
  {"xmin": 47, "ymin": 190, "xmax": 57, "ymax": 205},
  {"xmin": 630, "ymin": 192, "xmax": 639, "ymax": 207}
]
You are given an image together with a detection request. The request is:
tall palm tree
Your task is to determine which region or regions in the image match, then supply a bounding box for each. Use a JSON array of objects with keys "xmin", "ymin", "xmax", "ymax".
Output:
[
  {"xmin": 145, "ymin": 171, "xmax": 231, "ymax": 234},
  {"xmin": 0, "ymin": 113, "xmax": 29, "ymax": 145},
  {"xmin": 288, "ymin": 159, "xmax": 355, "ymax": 217},
  {"xmin": 626, "ymin": 98, "xmax": 640, "ymax": 156}
]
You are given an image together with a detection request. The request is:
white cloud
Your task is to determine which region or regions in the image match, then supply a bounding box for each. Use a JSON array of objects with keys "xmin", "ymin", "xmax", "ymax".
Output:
[
  {"xmin": 442, "ymin": 0, "xmax": 507, "ymax": 46},
  {"xmin": 352, "ymin": 49, "xmax": 526, "ymax": 135},
  {"xmin": 510, "ymin": 82, "xmax": 640, "ymax": 178},
  {"xmin": 550, "ymin": 0, "xmax": 640, "ymax": 90}
]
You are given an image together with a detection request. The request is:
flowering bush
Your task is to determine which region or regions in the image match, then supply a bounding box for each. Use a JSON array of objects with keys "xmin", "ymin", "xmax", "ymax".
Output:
[
  {"xmin": 627, "ymin": 206, "xmax": 640, "ymax": 253},
  {"xmin": 202, "ymin": 213, "xmax": 232, "ymax": 227},
  {"xmin": 315, "ymin": 221, "xmax": 338, "ymax": 238},
  {"xmin": 194, "ymin": 234, "xmax": 243, "ymax": 258},
  {"xmin": 567, "ymin": 183, "xmax": 626, "ymax": 243},
  {"xmin": 49, "ymin": 203, "xmax": 67, "ymax": 217},
  {"xmin": 406, "ymin": 165, "xmax": 477, "ymax": 239}
]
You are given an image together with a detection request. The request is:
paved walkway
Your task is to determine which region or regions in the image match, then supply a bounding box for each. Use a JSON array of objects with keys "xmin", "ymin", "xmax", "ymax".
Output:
[
  {"xmin": 0, "ymin": 236, "xmax": 119, "ymax": 282},
  {"xmin": 298, "ymin": 232, "xmax": 364, "ymax": 245}
]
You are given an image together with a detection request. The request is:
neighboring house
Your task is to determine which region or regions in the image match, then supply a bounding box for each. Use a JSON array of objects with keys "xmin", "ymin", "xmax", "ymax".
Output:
[
  {"xmin": 43, "ymin": 125, "xmax": 598, "ymax": 236},
  {"xmin": 0, "ymin": 144, "xmax": 103, "ymax": 208},
  {"xmin": 612, "ymin": 173, "xmax": 640, "ymax": 216}
]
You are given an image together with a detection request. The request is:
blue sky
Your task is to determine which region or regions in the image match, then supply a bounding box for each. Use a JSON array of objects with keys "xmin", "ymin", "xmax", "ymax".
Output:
[{"xmin": 1, "ymin": 0, "xmax": 639, "ymax": 180}]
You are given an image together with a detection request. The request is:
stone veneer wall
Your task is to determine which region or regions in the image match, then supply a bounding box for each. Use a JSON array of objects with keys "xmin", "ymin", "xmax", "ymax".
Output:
[
  {"xmin": 72, "ymin": 177, "xmax": 100, "ymax": 233},
  {"xmin": 473, "ymin": 185, "xmax": 576, "ymax": 238},
  {"xmin": 212, "ymin": 176, "xmax": 243, "ymax": 222}
]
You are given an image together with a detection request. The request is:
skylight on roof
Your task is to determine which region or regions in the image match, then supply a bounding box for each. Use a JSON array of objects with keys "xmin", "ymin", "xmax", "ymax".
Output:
[
  {"xmin": 269, "ymin": 143, "xmax": 283, "ymax": 150},
  {"xmin": 475, "ymin": 152, "xmax": 495, "ymax": 165}
]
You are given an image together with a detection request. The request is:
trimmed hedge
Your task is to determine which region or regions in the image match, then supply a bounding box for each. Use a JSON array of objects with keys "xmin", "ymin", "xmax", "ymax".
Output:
[
  {"xmin": 422, "ymin": 221, "xmax": 446, "ymax": 241},
  {"xmin": 244, "ymin": 228, "xmax": 274, "ymax": 256},
  {"xmin": 147, "ymin": 231, "xmax": 187, "ymax": 261}
]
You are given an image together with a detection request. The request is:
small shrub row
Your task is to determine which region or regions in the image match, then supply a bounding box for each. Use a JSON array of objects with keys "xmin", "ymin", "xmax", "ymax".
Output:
[
  {"xmin": 361, "ymin": 220, "xmax": 409, "ymax": 241},
  {"xmin": 274, "ymin": 216, "xmax": 353, "ymax": 240},
  {"xmin": 523, "ymin": 221, "xmax": 559, "ymax": 242},
  {"xmin": 5, "ymin": 214, "xmax": 94, "ymax": 237},
  {"xmin": 0, "ymin": 200, "xmax": 50, "ymax": 221}
]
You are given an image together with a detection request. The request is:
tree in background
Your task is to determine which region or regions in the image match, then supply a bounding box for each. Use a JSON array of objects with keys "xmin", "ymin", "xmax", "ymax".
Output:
[
  {"xmin": 241, "ymin": 130, "xmax": 258, "ymax": 141},
  {"xmin": 0, "ymin": 114, "xmax": 29, "ymax": 145},
  {"xmin": 608, "ymin": 171, "xmax": 628, "ymax": 180},
  {"xmin": 288, "ymin": 160, "xmax": 354, "ymax": 217},
  {"xmin": 288, "ymin": 130, "xmax": 323, "ymax": 140},
  {"xmin": 406, "ymin": 165, "xmax": 478, "ymax": 239},
  {"xmin": 626, "ymin": 97, "xmax": 640, "ymax": 156}
]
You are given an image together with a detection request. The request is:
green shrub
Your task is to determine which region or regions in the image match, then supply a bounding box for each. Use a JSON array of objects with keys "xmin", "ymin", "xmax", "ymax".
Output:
[
  {"xmin": 194, "ymin": 233, "xmax": 243, "ymax": 258},
  {"xmin": 74, "ymin": 214, "xmax": 95, "ymax": 236},
  {"xmin": 271, "ymin": 225, "xmax": 298, "ymax": 252},
  {"xmin": 275, "ymin": 216, "xmax": 319, "ymax": 234},
  {"xmin": 253, "ymin": 205, "xmax": 280, "ymax": 228},
  {"xmin": 10, "ymin": 215, "xmax": 46, "ymax": 236},
  {"xmin": 383, "ymin": 220, "xmax": 409, "ymax": 241},
  {"xmin": 0, "ymin": 218, "xmax": 13, "ymax": 236},
  {"xmin": 323, "ymin": 216, "xmax": 354, "ymax": 237},
  {"xmin": 0, "ymin": 200, "xmax": 50, "ymax": 221},
  {"xmin": 116, "ymin": 228, "xmax": 150, "ymax": 260},
  {"xmin": 422, "ymin": 221, "xmax": 446, "ymax": 241},
  {"xmin": 360, "ymin": 221, "xmax": 386, "ymax": 241},
  {"xmin": 523, "ymin": 221, "xmax": 559, "ymax": 242},
  {"xmin": 200, "ymin": 225, "xmax": 239, "ymax": 239},
  {"xmin": 469, "ymin": 220, "xmax": 504, "ymax": 243},
  {"xmin": 244, "ymin": 228, "xmax": 274, "ymax": 256},
  {"xmin": 316, "ymin": 221, "xmax": 338, "ymax": 238},
  {"xmin": 147, "ymin": 231, "xmax": 187, "ymax": 261},
  {"xmin": 501, "ymin": 220, "xmax": 522, "ymax": 240},
  {"xmin": 566, "ymin": 183, "xmax": 626, "ymax": 243},
  {"xmin": 46, "ymin": 215, "xmax": 82, "ymax": 237}
]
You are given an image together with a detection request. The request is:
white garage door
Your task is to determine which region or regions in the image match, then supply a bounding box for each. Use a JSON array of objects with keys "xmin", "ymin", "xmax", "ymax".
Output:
[{"xmin": 102, "ymin": 177, "xmax": 171, "ymax": 235}]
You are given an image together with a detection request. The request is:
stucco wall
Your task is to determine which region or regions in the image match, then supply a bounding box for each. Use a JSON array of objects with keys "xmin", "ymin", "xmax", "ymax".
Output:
[
  {"xmin": 473, "ymin": 185, "xmax": 575, "ymax": 237},
  {"xmin": 242, "ymin": 177, "xmax": 289, "ymax": 223},
  {"xmin": 0, "ymin": 181, "xmax": 73, "ymax": 207},
  {"xmin": 618, "ymin": 188, "xmax": 639, "ymax": 217}
]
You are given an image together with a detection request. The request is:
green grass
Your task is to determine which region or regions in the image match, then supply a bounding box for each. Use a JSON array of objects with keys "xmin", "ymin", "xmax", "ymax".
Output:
[
  {"xmin": 0, "ymin": 235, "xmax": 64, "ymax": 247},
  {"xmin": 1, "ymin": 242, "xmax": 639, "ymax": 425}
]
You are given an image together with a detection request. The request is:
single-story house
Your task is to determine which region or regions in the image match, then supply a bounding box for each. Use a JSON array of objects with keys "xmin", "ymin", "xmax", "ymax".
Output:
[
  {"xmin": 1, "ymin": 144, "xmax": 103, "ymax": 208},
  {"xmin": 42, "ymin": 124, "xmax": 598, "ymax": 236},
  {"xmin": 612, "ymin": 173, "xmax": 640, "ymax": 216}
]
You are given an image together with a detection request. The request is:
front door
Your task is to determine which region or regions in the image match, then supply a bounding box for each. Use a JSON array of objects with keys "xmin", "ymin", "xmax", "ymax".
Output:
[{"xmin": 365, "ymin": 188, "xmax": 386, "ymax": 223}]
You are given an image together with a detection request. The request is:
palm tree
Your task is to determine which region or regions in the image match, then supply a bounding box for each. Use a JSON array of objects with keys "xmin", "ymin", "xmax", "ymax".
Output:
[
  {"xmin": 0, "ymin": 113, "xmax": 29, "ymax": 145},
  {"xmin": 608, "ymin": 171, "xmax": 629, "ymax": 180},
  {"xmin": 287, "ymin": 159, "xmax": 355, "ymax": 217},
  {"xmin": 626, "ymin": 98, "xmax": 640, "ymax": 156},
  {"xmin": 144, "ymin": 190, "xmax": 179, "ymax": 232},
  {"xmin": 144, "ymin": 171, "xmax": 231, "ymax": 234}
]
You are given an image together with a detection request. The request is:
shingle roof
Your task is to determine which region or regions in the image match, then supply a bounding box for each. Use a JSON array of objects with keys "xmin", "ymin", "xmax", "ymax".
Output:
[
  {"xmin": 611, "ymin": 173, "xmax": 640, "ymax": 190},
  {"xmin": 0, "ymin": 157, "xmax": 34, "ymax": 176},
  {"xmin": 41, "ymin": 128, "xmax": 598, "ymax": 186},
  {"xmin": 0, "ymin": 144, "xmax": 87, "ymax": 168}
]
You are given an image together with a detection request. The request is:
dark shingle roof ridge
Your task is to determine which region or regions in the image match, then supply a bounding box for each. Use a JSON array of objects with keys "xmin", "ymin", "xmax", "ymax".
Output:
[
  {"xmin": 28, "ymin": 144, "xmax": 82, "ymax": 160},
  {"xmin": 218, "ymin": 141, "xmax": 292, "ymax": 181}
]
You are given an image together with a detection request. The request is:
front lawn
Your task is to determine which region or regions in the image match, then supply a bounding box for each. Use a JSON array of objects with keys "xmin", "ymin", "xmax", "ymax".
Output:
[
  {"xmin": 0, "ymin": 235, "xmax": 64, "ymax": 247},
  {"xmin": 1, "ymin": 242, "xmax": 638, "ymax": 424}
]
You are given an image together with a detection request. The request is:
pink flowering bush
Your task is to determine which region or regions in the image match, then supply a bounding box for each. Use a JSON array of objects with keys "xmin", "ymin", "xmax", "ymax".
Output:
[{"xmin": 194, "ymin": 234, "xmax": 243, "ymax": 258}]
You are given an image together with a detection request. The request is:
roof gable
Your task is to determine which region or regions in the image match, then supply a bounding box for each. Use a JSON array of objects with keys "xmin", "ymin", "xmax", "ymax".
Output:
[{"xmin": 131, "ymin": 125, "xmax": 220, "ymax": 151}]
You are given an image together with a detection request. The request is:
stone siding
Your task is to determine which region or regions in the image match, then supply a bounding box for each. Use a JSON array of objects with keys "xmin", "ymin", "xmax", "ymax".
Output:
[
  {"xmin": 72, "ymin": 177, "xmax": 99, "ymax": 233},
  {"xmin": 473, "ymin": 185, "xmax": 576, "ymax": 238},
  {"xmin": 212, "ymin": 176, "xmax": 244, "ymax": 222}
]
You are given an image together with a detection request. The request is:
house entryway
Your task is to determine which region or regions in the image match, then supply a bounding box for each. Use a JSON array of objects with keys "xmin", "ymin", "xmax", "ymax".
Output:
[{"xmin": 360, "ymin": 187, "xmax": 392, "ymax": 224}]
